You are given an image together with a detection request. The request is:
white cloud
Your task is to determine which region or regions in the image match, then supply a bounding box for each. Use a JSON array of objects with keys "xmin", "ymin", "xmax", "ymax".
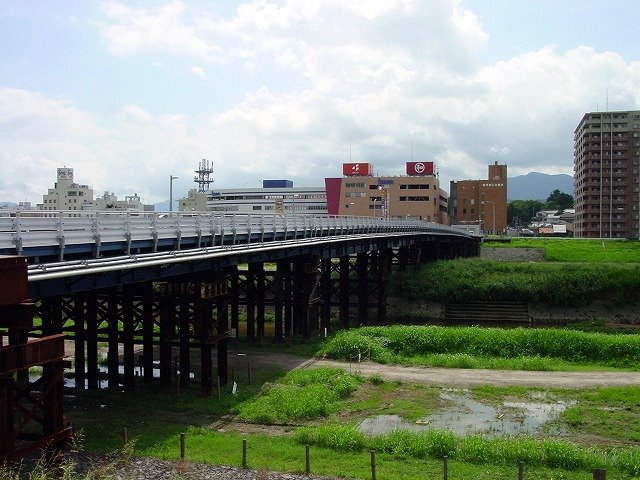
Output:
[
  {"xmin": 189, "ymin": 66, "xmax": 205, "ymax": 78},
  {"xmin": 99, "ymin": 1, "xmax": 224, "ymax": 62},
  {"xmin": 2, "ymin": 1, "xmax": 640, "ymax": 206}
]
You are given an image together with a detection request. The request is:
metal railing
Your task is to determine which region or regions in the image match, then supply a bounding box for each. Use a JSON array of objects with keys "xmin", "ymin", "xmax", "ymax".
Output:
[{"xmin": 0, "ymin": 210, "xmax": 473, "ymax": 260}]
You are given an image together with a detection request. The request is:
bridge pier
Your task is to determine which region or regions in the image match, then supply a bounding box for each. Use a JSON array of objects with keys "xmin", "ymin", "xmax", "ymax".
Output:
[{"xmin": 0, "ymin": 256, "xmax": 73, "ymax": 462}]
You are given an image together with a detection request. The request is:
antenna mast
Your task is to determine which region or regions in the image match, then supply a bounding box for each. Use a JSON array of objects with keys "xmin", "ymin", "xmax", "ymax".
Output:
[{"xmin": 194, "ymin": 159, "xmax": 214, "ymax": 193}]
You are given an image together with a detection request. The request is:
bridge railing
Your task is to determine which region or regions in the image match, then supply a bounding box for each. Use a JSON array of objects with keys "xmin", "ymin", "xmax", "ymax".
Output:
[{"xmin": 0, "ymin": 210, "xmax": 470, "ymax": 259}]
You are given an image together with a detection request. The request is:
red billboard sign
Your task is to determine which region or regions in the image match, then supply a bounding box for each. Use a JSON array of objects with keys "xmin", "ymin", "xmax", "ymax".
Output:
[
  {"xmin": 343, "ymin": 163, "xmax": 373, "ymax": 176},
  {"xmin": 406, "ymin": 162, "xmax": 434, "ymax": 176}
]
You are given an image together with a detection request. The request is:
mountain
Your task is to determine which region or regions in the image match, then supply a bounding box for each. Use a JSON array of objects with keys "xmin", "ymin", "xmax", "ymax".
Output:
[{"xmin": 508, "ymin": 172, "xmax": 574, "ymax": 201}]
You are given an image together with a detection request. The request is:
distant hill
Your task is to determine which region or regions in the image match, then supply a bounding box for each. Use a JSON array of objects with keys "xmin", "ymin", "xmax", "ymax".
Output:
[
  {"xmin": 508, "ymin": 172, "xmax": 573, "ymax": 201},
  {"xmin": 154, "ymin": 200, "xmax": 171, "ymax": 212}
]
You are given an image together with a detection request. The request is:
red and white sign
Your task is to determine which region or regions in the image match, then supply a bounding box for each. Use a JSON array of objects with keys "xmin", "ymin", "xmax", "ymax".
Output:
[
  {"xmin": 406, "ymin": 162, "xmax": 434, "ymax": 176},
  {"xmin": 343, "ymin": 163, "xmax": 373, "ymax": 176}
]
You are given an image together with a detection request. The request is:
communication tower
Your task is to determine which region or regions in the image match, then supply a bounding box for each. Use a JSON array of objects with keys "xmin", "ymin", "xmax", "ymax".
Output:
[{"xmin": 194, "ymin": 159, "xmax": 214, "ymax": 192}]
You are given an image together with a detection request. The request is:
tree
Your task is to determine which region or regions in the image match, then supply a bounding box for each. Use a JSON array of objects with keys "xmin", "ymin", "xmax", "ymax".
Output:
[
  {"xmin": 507, "ymin": 199, "xmax": 544, "ymax": 226},
  {"xmin": 544, "ymin": 189, "xmax": 573, "ymax": 210}
]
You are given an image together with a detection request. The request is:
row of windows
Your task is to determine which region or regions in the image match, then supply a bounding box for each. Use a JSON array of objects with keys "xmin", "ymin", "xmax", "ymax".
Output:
[
  {"xmin": 399, "ymin": 196, "xmax": 429, "ymax": 201},
  {"xmin": 400, "ymin": 184, "xmax": 430, "ymax": 190}
]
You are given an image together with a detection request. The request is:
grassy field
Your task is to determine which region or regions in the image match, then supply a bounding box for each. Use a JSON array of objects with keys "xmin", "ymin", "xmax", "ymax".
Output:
[
  {"xmin": 320, "ymin": 325, "xmax": 640, "ymax": 370},
  {"xmin": 56, "ymin": 365, "xmax": 640, "ymax": 479},
  {"xmin": 392, "ymin": 257, "xmax": 640, "ymax": 306},
  {"xmin": 483, "ymin": 238, "xmax": 640, "ymax": 263}
]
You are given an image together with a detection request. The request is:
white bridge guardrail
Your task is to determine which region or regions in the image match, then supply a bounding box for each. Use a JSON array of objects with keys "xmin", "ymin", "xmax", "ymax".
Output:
[{"xmin": 0, "ymin": 210, "xmax": 473, "ymax": 261}]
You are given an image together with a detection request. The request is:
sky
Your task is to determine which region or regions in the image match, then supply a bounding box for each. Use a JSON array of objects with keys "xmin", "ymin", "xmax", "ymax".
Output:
[{"xmin": 1, "ymin": 0, "xmax": 639, "ymax": 205}]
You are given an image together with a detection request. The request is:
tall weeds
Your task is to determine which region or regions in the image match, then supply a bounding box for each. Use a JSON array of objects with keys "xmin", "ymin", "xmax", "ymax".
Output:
[
  {"xmin": 393, "ymin": 258, "xmax": 640, "ymax": 306},
  {"xmin": 321, "ymin": 326, "xmax": 640, "ymax": 367}
]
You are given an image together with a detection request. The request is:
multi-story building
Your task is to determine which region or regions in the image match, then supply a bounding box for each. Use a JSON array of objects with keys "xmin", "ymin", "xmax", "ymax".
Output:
[
  {"xmin": 574, "ymin": 110, "xmax": 640, "ymax": 238},
  {"xmin": 179, "ymin": 180, "xmax": 328, "ymax": 215},
  {"xmin": 83, "ymin": 192, "xmax": 155, "ymax": 212},
  {"xmin": 40, "ymin": 167, "xmax": 94, "ymax": 211},
  {"xmin": 448, "ymin": 162, "xmax": 508, "ymax": 234},
  {"xmin": 325, "ymin": 162, "xmax": 449, "ymax": 224},
  {"xmin": 39, "ymin": 168, "xmax": 153, "ymax": 212}
]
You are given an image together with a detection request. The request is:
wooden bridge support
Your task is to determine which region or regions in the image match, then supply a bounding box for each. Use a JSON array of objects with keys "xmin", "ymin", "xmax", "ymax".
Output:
[
  {"xmin": 290, "ymin": 255, "xmax": 320, "ymax": 340},
  {"xmin": 0, "ymin": 256, "xmax": 73, "ymax": 462},
  {"xmin": 339, "ymin": 256, "xmax": 350, "ymax": 329}
]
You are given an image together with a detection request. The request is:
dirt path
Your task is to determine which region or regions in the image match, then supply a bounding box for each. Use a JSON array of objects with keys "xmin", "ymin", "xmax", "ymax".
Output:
[{"xmin": 227, "ymin": 351, "xmax": 640, "ymax": 388}]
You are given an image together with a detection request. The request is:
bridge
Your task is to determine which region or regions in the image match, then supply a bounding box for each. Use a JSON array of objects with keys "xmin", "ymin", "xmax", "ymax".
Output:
[{"xmin": 0, "ymin": 211, "xmax": 480, "ymax": 460}]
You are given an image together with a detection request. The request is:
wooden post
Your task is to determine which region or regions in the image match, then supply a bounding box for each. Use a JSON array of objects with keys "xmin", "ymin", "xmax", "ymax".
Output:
[
  {"xmin": 443, "ymin": 455, "xmax": 448, "ymax": 480},
  {"xmin": 107, "ymin": 288, "xmax": 119, "ymax": 390},
  {"xmin": 242, "ymin": 439, "xmax": 247, "ymax": 468},
  {"xmin": 518, "ymin": 461, "xmax": 524, "ymax": 480},
  {"xmin": 305, "ymin": 444, "xmax": 310, "ymax": 474},
  {"xmin": 142, "ymin": 282, "xmax": 155, "ymax": 384},
  {"xmin": 370, "ymin": 449, "xmax": 376, "ymax": 480},
  {"xmin": 247, "ymin": 362, "xmax": 252, "ymax": 386},
  {"xmin": 180, "ymin": 432, "xmax": 185, "ymax": 459},
  {"xmin": 122, "ymin": 288, "xmax": 135, "ymax": 391},
  {"xmin": 122, "ymin": 428, "xmax": 128, "ymax": 445},
  {"xmin": 86, "ymin": 292, "xmax": 98, "ymax": 389}
]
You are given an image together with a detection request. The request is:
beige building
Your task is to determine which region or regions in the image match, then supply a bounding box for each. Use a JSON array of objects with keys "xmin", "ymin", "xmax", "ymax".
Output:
[
  {"xmin": 179, "ymin": 189, "xmax": 209, "ymax": 211},
  {"xmin": 448, "ymin": 162, "xmax": 508, "ymax": 234},
  {"xmin": 325, "ymin": 162, "xmax": 449, "ymax": 224},
  {"xmin": 40, "ymin": 167, "xmax": 94, "ymax": 211}
]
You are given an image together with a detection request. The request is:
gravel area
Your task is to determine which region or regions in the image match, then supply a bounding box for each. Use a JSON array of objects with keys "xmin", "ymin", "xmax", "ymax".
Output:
[{"xmin": 72, "ymin": 453, "xmax": 343, "ymax": 480}]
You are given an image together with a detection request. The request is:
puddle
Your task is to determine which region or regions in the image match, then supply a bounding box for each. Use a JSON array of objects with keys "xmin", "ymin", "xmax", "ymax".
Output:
[
  {"xmin": 61, "ymin": 361, "xmax": 194, "ymax": 389},
  {"xmin": 358, "ymin": 390, "xmax": 573, "ymax": 437}
]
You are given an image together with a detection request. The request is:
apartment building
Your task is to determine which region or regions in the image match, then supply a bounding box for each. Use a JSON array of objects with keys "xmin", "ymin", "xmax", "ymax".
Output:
[
  {"xmin": 448, "ymin": 162, "xmax": 508, "ymax": 234},
  {"xmin": 574, "ymin": 110, "xmax": 640, "ymax": 238}
]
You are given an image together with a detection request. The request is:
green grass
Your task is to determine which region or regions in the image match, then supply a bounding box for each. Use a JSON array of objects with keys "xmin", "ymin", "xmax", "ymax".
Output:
[
  {"xmin": 62, "ymin": 369, "xmax": 640, "ymax": 480},
  {"xmin": 320, "ymin": 325, "xmax": 640, "ymax": 370},
  {"xmin": 294, "ymin": 424, "xmax": 640, "ymax": 476},
  {"xmin": 557, "ymin": 386, "xmax": 640, "ymax": 444},
  {"xmin": 392, "ymin": 257, "xmax": 640, "ymax": 306},
  {"xmin": 139, "ymin": 428, "xmax": 624, "ymax": 480},
  {"xmin": 235, "ymin": 367, "xmax": 360, "ymax": 422},
  {"xmin": 483, "ymin": 238, "xmax": 640, "ymax": 263}
]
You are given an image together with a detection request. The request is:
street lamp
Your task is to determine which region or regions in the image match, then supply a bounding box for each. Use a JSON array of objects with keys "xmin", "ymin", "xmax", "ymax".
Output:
[
  {"xmin": 169, "ymin": 175, "xmax": 178, "ymax": 212},
  {"xmin": 482, "ymin": 200, "xmax": 496, "ymax": 234}
]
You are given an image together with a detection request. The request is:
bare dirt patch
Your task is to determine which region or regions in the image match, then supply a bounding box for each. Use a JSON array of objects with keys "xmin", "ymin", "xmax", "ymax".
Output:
[{"xmin": 230, "ymin": 351, "xmax": 640, "ymax": 389}]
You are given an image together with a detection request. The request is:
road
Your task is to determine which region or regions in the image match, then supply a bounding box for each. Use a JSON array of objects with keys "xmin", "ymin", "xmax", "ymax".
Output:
[{"xmin": 227, "ymin": 351, "xmax": 640, "ymax": 389}]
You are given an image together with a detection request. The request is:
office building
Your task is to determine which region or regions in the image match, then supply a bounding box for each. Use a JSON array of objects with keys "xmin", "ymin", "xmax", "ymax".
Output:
[
  {"xmin": 325, "ymin": 162, "xmax": 449, "ymax": 224},
  {"xmin": 574, "ymin": 110, "xmax": 640, "ymax": 238},
  {"xmin": 40, "ymin": 167, "xmax": 94, "ymax": 211},
  {"xmin": 180, "ymin": 180, "xmax": 327, "ymax": 215},
  {"xmin": 448, "ymin": 162, "xmax": 508, "ymax": 234}
]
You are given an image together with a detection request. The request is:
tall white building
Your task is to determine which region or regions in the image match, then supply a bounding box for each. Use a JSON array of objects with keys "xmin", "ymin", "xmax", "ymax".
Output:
[
  {"xmin": 40, "ymin": 167, "xmax": 94, "ymax": 211},
  {"xmin": 39, "ymin": 168, "xmax": 153, "ymax": 212}
]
